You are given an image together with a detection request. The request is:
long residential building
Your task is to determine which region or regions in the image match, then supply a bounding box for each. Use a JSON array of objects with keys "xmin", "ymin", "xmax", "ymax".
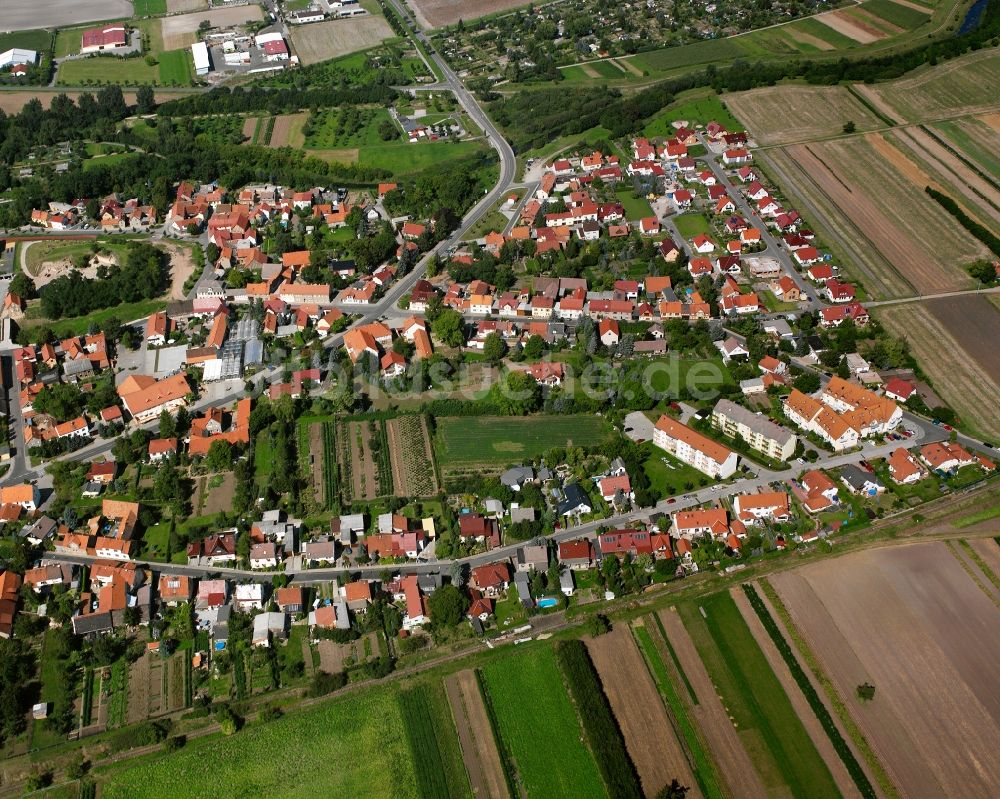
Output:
[
  {"xmin": 711, "ymin": 399, "xmax": 796, "ymax": 461},
  {"xmin": 653, "ymin": 416, "xmax": 738, "ymax": 479}
]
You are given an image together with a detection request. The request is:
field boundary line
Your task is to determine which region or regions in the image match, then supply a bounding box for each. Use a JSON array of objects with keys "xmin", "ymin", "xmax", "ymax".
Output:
[{"xmin": 945, "ymin": 540, "xmax": 1000, "ymax": 608}]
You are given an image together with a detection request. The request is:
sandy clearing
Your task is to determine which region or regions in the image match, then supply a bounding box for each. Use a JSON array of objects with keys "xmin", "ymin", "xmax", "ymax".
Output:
[
  {"xmin": 160, "ymin": 241, "xmax": 198, "ymax": 300},
  {"xmin": 409, "ymin": 0, "xmax": 529, "ymax": 29},
  {"xmin": 815, "ymin": 10, "xmax": 884, "ymax": 43},
  {"xmin": 772, "ymin": 544, "xmax": 1000, "ymax": 798},
  {"xmin": 587, "ymin": 626, "xmax": 698, "ymax": 798},
  {"xmin": 444, "ymin": 670, "xmax": 508, "ymax": 799},
  {"xmin": 290, "ymin": 16, "xmax": 395, "ymax": 66},
  {"xmin": 731, "ymin": 586, "xmax": 871, "ymax": 799},
  {"xmin": 657, "ymin": 609, "xmax": 768, "ymax": 799},
  {"xmin": 0, "ymin": 0, "xmax": 131, "ymax": 31},
  {"xmin": 892, "ymin": 126, "xmax": 1000, "ymax": 227},
  {"xmin": 786, "ymin": 28, "xmax": 836, "ymax": 50},
  {"xmin": 160, "ymin": 6, "xmax": 263, "ymax": 50}
]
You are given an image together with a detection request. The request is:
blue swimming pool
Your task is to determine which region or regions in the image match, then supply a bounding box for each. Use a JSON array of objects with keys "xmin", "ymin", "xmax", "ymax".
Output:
[{"xmin": 537, "ymin": 597, "xmax": 558, "ymax": 608}]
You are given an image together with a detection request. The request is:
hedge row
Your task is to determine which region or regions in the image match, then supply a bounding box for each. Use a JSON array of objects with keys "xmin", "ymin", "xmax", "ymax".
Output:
[
  {"xmin": 925, "ymin": 186, "xmax": 1000, "ymax": 256},
  {"xmin": 741, "ymin": 584, "xmax": 876, "ymax": 799},
  {"xmin": 554, "ymin": 640, "xmax": 642, "ymax": 799}
]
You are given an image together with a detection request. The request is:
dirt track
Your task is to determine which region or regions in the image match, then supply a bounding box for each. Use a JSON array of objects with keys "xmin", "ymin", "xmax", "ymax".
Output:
[
  {"xmin": 656, "ymin": 609, "xmax": 768, "ymax": 799},
  {"xmin": 445, "ymin": 670, "xmax": 508, "ymax": 799},
  {"xmin": 770, "ymin": 543, "xmax": 1000, "ymax": 798},
  {"xmin": 587, "ymin": 625, "xmax": 698, "ymax": 798}
]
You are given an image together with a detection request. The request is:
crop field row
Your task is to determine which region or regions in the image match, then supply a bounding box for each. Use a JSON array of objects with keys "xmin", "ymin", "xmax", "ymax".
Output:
[
  {"xmin": 321, "ymin": 422, "xmax": 339, "ymax": 511},
  {"xmin": 386, "ymin": 415, "xmax": 439, "ymax": 496},
  {"xmin": 679, "ymin": 592, "xmax": 840, "ymax": 798},
  {"xmin": 435, "ymin": 414, "xmax": 611, "ymax": 470},
  {"xmin": 931, "ymin": 114, "xmax": 1000, "ymax": 182},
  {"xmin": 478, "ymin": 647, "xmax": 606, "ymax": 798},
  {"xmin": 398, "ymin": 682, "xmax": 471, "ymax": 798}
]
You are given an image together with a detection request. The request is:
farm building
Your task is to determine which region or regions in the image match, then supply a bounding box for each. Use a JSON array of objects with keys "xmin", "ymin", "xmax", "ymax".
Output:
[{"xmin": 191, "ymin": 42, "xmax": 211, "ymax": 76}]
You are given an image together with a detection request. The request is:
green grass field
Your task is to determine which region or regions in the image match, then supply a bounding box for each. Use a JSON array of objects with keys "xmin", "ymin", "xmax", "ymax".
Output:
[
  {"xmin": 157, "ymin": 48, "xmax": 193, "ymax": 84},
  {"xmin": 0, "ymin": 29, "xmax": 52, "ymax": 54},
  {"xmin": 932, "ymin": 118, "xmax": 1000, "ymax": 181},
  {"xmin": 679, "ymin": 592, "xmax": 840, "ymax": 798},
  {"xmin": 398, "ymin": 681, "xmax": 471, "ymax": 798},
  {"xmin": 862, "ymin": 0, "xmax": 933, "ymax": 28},
  {"xmin": 614, "ymin": 189, "xmax": 654, "ymax": 221},
  {"xmin": 480, "ymin": 647, "xmax": 606, "ymax": 798},
  {"xmin": 643, "ymin": 92, "xmax": 745, "ymax": 137},
  {"xmin": 100, "ymin": 689, "xmax": 419, "ymax": 799},
  {"xmin": 631, "ymin": 38, "xmax": 751, "ymax": 73},
  {"xmin": 642, "ymin": 441, "xmax": 715, "ymax": 496},
  {"xmin": 359, "ymin": 141, "xmax": 487, "ymax": 175},
  {"xmin": 133, "ymin": 0, "xmax": 168, "ymax": 14},
  {"xmin": 435, "ymin": 414, "xmax": 612, "ymax": 467},
  {"xmin": 673, "ymin": 213, "xmax": 714, "ymax": 241}
]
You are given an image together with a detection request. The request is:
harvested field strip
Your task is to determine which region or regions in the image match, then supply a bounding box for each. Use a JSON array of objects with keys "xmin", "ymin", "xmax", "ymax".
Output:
[
  {"xmin": 932, "ymin": 117, "xmax": 1000, "ymax": 182},
  {"xmin": 398, "ymin": 682, "xmax": 472, "ymax": 799},
  {"xmin": 555, "ymin": 640, "xmax": 643, "ymax": 799},
  {"xmin": 815, "ymin": 10, "xmax": 885, "ymax": 43},
  {"xmin": 771, "ymin": 545, "xmax": 1000, "ymax": 797},
  {"xmin": 845, "ymin": 5, "xmax": 906, "ymax": 35},
  {"xmin": 780, "ymin": 139, "xmax": 979, "ymax": 294},
  {"xmin": 632, "ymin": 621, "xmax": 723, "ymax": 798},
  {"xmin": 479, "ymin": 647, "xmax": 606, "ymax": 798},
  {"xmin": 946, "ymin": 539, "xmax": 1000, "ymax": 607},
  {"xmin": 759, "ymin": 579, "xmax": 897, "ymax": 798},
  {"xmin": 878, "ymin": 301, "xmax": 1000, "ymax": 439},
  {"xmin": 445, "ymin": 671, "xmax": 510, "ymax": 799},
  {"xmin": 657, "ymin": 609, "xmax": 768, "ymax": 799},
  {"xmin": 652, "ymin": 613, "xmax": 698, "ymax": 704},
  {"xmin": 386, "ymin": 415, "xmax": 439, "ymax": 497},
  {"xmin": 372, "ymin": 420, "xmax": 394, "ymax": 496},
  {"xmin": 585, "ymin": 628, "xmax": 691, "ymax": 798},
  {"xmin": 740, "ymin": 584, "xmax": 877, "ymax": 798},
  {"xmin": 680, "ymin": 592, "xmax": 840, "ymax": 798},
  {"xmin": 955, "ymin": 505, "xmax": 1000, "ymax": 529}
]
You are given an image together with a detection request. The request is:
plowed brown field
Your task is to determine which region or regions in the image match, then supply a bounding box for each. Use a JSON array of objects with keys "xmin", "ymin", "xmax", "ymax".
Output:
[
  {"xmin": 770, "ymin": 543, "xmax": 1000, "ymax": 798},
  {"xmin": 445, "ymin": 670, "xmax": 508, "ymax": 799},
  {"xmin": 410, "ymin": 0, "xmax": 528, "ymax": 28},
  {"xmin": 587, "ymin": 625, "xmax": 697, "ymax": 798}
]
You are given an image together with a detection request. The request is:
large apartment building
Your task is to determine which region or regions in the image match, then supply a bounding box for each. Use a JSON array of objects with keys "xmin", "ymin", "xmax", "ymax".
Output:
[
  {"xmin": 653, "ymin": 416, "xmax": 738, "ymax": 479},
  {"xmin": 711, "ymin": 399, "xmax": 797, "ymax": 462}
]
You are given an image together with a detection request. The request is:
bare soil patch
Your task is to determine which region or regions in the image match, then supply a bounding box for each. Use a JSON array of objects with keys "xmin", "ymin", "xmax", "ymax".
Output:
[
  {"xmin": 241, "ymin": 116, "xmax": 259, "ymax": 141},
  {"xmin": 160, "ymin": 6, "xmax": 262, "ymax": 50},
  {"xmin": 969, "ymin": 539, "xmax": 1000, "ymax": 580},
  {"xmin": 269, "ymin": 113, "xmax": 306, "ymax": 148},
  {"xmin": 786, "ymin": 28, "xmax": 836, "ymax": 50},
  {"xmin": 730, "ymin": 587, "xmax": 866, "ymax": 799},
  {"xmin": 657, "ymin": 609, "xmax": 768, "ymax": 799},
  {"xmin": 307, "ymin": 148, "xmax": 360, "ymax": 163},
  {"xmin": 126, "ymin": 654, "xmax": 151, "ymax": 726},
  {"xmin": 201, "ymin": 471, "xmax": 236, "ymax": 516},
  {"xmin": 307, "ymin": 422, "xmax": 324, "ymax": 506},
  {"xmin": 887, "ymin": 0, "xmax": 932, "ymax": 12},
  {"xmin": 849, "ymin": 6, "xmax": 905, "ymax": 34},
  {"xmin": 444, "ymin": 669, "xmax": 508, "ymax": 799},
  {"xmin": 770, "ymin": 543, "xmax": 1000, "ymax": 798},
  {"xmin": 316, "ymin": 633, "xmax": 379, "ymax": 672},
  {"xmin": 344, "ymin": 420, "xmax": 379, "ymax": 500},
  {"xmin": 290, "ymin": 16, "xmax": 394, "ymax": 65},
  {"xmin": 878, "ymin": 300, "xmax": 1000, "ymax": 439},
  {"xmin": 980, "ymin": 112, "xmax": 1000, "ymax": 135},
  {"xmin": 409, "ymin": 0, "xmax": 529, "ymax": 28},
  {"xmin": 815, "ymin": 10, "xmax": 884, "ymax": 43},
  {"xmin": 0, "ymin": 0, "xmax": 131, "ymax": 31},
  {"xmin": 160, "ymin": 241, "xmax": 199, "ymax": 300},
  {"xmin": 587, "ymin": 625, "xmax": 697, "ymax": 798}
]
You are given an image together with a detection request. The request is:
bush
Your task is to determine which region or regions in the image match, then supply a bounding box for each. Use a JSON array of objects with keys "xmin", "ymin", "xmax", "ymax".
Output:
[
  {"xmin": 308, "ymin": 670, "xmax": 347, "ymax": 697},
  {"xmin": 554, "ymin": 640, "xmax": 642, "ymax": 799}
]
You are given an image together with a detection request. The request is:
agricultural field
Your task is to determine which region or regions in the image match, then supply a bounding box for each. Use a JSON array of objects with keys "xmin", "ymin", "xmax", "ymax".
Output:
[
  {"xmin": 0, "ymin": 0, "xmax": 131, "ymax": 31},
  {"xmin": 762, "ymin": 135, "xmax": 982, "ymax": 298},
  {"xmin": 877, "ymin": 298, "xmax": 1000, "ymax": 440},
  {"xmin": 930, "ymin": 114, "xmax": 1000, "ymax": 181},
  {"xmin": 769, "ymin": 542, "xmax": 1000, "ymax": 797},
  {"xmin": 678, "ymin": 591, "xmax": 841, "ymax": 798},
  {"xmin": 336, "ymin": 419, "xmax": 392, "ymax": 501},
  {"xmin": 410, "ymin": 0, "xmax": 528, "ymax": 28},
  {"xmin": 854, "ymin": 48, "xmax": 1000, "ymax": 123},
  {"xmin": 398, "ymin": 682, "xmax": 471, "ymax": 798},
  {"xmin": 726, "ymin": 85, "xmax": 885, "ymax": 146},
  {"xmin": 386, "ymin": 415, "xmax": 439, "ymax": 496},
  {"xmin": 289, "ymin": 16, "xmax": 396, "ymax": 66},
  {"xmin": 586, "ymin": 625, "xmax": 696, "ymax": 797},
  {"xmin": 435, "ymin": 414, "xmax": 612, "ymax": 470},
  {"xmin": 133, "ymin": 0, "xmax": 168, "ymax": 15},
  {"xmin": 100, "ymin": 688, "xmax": 419, "ymax": 798},
  {"xmin": 159, "ymin": 6, "xmax": 262, "ymax": 50},
  {"xmin": 479, "ymin": 647, "xmax": 606, "ymax": 798},
  {"xmin": 445, "ymin": 670, "xmax": 509, "ymax": 799}
]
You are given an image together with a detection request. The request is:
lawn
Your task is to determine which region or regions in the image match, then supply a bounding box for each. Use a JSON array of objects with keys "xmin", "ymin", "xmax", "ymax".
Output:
[
  {"xmin": 157, "ymin": 48, "xmax": 193, "ymax": 85},
  {"xmin": 645, "ymin": 354, "xmax": 733, "ymax": 397},
  {"xmin": 679, "ymin": 592, "xmax": 840, "ymax": 798},
  {"xmin": 673, "ymin": 213, "xmax": 714, "ymax": 241},
  {"xmin": 643, "ymin": 92, "xmax": 745, "ymax": 137},
  {"xmin": 358, "ymin": 140, "xmax": 487, "ymax": 176},
  {"xmin": 133, "ymin": 0, "xmax": 168, "ymax": 14},
  {"xmin": 58, "ymin": 56, "xmax": 159, "ymax": 85},
  {"xmin": 641, "ymin": 441, "xmax": 714, "ymax": 497},
  {"xmin": 100, "ymin": 688, "xmax": 419, "ymax": 799},
  {"xmin": 435, "ymin": 414, "xmax": 612, "ymax": 467},
  {"xmin": 24, "ymin": 240, "xmax": 94, "ymax": 277},
  {"xmin": 614, "ymin": 188, "xmax": 654, "ymax": 221},
  {"xmin": 0, "ymin": 29, "xmax": 52, "ymax": 54},
  {"xmin": 480, "ymin": 647, "xmax": 606, "ymax": 798}
]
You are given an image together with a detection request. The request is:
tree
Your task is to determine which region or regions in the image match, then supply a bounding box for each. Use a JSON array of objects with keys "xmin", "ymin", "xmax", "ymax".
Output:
[
  {"xmin": 33, "ymin": 383, "xmax": 85, "ymax": 422},
  {"xmin": 523, "ymin": 334, "xmax": 545, "ymax": 360},
  {"xmin": 215, "ymin": 704, "xmax": 241, "ymax": 735},
  {"xmin": 426, "ymin": 584, "xmax": 468, "ymax": 627},
  {"xmin": 482, "ymin": 332, "xmax": 506, "ymax": 364},
  {"xmin": 656, "ymin": 779, "xmax": 689, "ymax": 799},
  {"xmin": 856, "ymin": 682, "xmax": 876, "ymax": 701},
  {"xmin": 586, "ymin": 614, "xmax": 610, "ymax": 637},
  {"xmin": 431, "ymin": 308, "xmax": 465, "ymax": 348},
  {"xmin": 8, "ymin": 272, "xmax": 35, "ymax": 300},
  {"xmin": 203, "ymin": 439, "xmax": 233, "ymax": 472},
  {"xmin": 842, "ymin": 121, "xmax": 856, "ymax": 134},
  {"xmin": 135, "ymin": 85, "xmax": 155, "ymax": 115},
  {"xmin": 159, "ymin": 409, "xmax": 177, "ymax": 439},
  {"xmin": 793, "ymin": 371, "xmax": 821, "ymax": 394}
]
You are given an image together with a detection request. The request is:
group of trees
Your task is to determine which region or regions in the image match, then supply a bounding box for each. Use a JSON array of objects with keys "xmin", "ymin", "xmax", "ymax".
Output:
[{"xmin": 39, "ymin": 242, "xmax": 169, "ymax": 319}]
